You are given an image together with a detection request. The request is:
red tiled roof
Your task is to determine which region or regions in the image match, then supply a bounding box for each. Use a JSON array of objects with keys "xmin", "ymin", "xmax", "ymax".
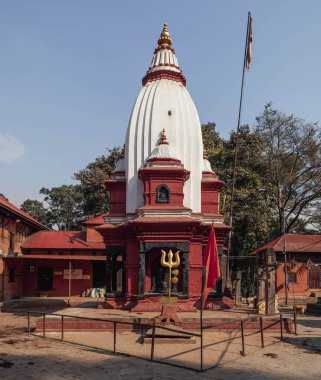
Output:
[
  {"xmin": 4, "ymin": 255, "xmax": 106, "ymax": 261},
  {"xmin": 251, "ymin": 234, "xmax": 321, "ymax": 255},
  {"xmin": 0, "ymin": 196, "xmax": 48, "ymax": 230},
  {"xmin": 22, "ymin": 230, "xmax": 105, "ymax": 250},
  {"xmin": 83, "ymin": 213, "xmax": 107, "ymax": 225}
]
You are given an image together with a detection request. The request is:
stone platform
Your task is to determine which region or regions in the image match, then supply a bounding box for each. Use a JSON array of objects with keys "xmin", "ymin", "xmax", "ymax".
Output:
[
  {"xmin": 33, "ymin": 307, "xmax": 293, "ymax": 334},
  {"xmin": 101, "ymin": 296, "xmax": 236, "ymax": 312}
]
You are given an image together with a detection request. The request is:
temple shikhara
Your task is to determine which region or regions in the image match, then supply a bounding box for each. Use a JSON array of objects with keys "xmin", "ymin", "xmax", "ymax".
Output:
[
  {"xmin": 98, "ymin": 23, "xmax": 230, "ymax": 311},
  {"xmin": 0, "ymin": 24, "xmax": 230, "ymax": 310}
]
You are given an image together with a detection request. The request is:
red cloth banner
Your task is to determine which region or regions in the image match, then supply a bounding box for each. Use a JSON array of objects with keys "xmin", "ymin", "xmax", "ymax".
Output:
[{"xmin": 202, "ymin": 225, "xmax": 220, "ymax": 307}]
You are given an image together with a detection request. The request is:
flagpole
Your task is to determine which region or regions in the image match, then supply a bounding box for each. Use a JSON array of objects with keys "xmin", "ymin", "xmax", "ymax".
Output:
[
  {"xmin": 200, "ymin": 221, "xmax": 214, "ymax": 371},
  {"xmin": 226, "ymin": 11, "xmax": 252, "ymax": 288},
  {"xmin": 200, "ymin": 261, "xmax": 204, "ymax": 372}
]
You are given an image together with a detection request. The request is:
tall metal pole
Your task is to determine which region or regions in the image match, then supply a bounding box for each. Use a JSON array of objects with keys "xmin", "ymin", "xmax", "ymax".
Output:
[
  {"xmin": 68, "ymin": 260, "xmax": 72, "ymax": 307},
  {"xmin": 227, "ymin": 12, "xmax": 251, "ymax": 287},
  {"xmin": 283, "ymin": 209, "xmax": 288, "ymax": 306},
  {"xmin": 200, "ymin": 264, "xmax": 204, "ymax": 372}
]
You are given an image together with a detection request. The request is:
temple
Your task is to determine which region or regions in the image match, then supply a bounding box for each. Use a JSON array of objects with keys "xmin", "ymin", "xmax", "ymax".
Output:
[
  {"xmin": 0, "ymin": 24, "xmax": 230, "ymax": 310},
  {"xmin": 97, "ymin": 24, "xmax": 230, "ymax": 311}
]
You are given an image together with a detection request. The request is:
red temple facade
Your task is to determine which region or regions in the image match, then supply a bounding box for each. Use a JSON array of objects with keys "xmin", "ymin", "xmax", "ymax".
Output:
[{"xmin": 96, "ymin": 24, "xmax": 230, "ymax": 311}]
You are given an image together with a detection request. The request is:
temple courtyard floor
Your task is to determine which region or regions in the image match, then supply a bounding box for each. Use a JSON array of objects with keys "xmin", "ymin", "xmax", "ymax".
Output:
[{"xmin": 0, "ymin": 303, "xmax": 321, "ymax": 379}]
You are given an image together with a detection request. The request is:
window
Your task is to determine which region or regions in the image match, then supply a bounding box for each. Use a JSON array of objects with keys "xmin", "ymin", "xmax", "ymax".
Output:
[
  {"xmin": 9, "ymin": 268, "xmax": 15, "ymax": 283},
  {"xmin": 9, "ymin": 232, "xmax": 15, "ymax": 253},
  {"xmin": 288, "ymin": 272, "xmax": 297, "ymax": 284},
  {"xmin": 156, "ymin": 185, "xmax": 170, "ymax": 204}
]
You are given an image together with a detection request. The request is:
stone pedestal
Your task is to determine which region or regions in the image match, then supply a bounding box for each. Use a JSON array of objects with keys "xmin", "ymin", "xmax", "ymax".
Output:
[{"xmin": 155, "ymin": 301, "xmax": 182, "ymax": 326}]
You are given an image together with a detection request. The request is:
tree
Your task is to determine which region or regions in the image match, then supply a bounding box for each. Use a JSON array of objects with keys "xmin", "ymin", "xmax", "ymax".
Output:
[
  {"xmin": 40, "ymin": 185, "xmax": 84, "ymax": 230},
  {"xmin": 210, "ymin": 125, "xmax": 274, "ymax": 254},
  {"xmin": 20, "ymin": 199, "xmax": 48, "ymax": 226},
  {"xmin": 73, "ymin": 147, "xmax": 122, "ymax": 216},
  {"xmin": 201, "ymin": 122, "xmax": 223, "ymax": 158},
  {"xmin": 256, "ymin": 103, "xmax": 321, "ymax": 235}
]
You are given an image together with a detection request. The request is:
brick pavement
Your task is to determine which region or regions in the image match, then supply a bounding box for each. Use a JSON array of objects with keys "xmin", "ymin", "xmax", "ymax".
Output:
[{"xmin": 0, "ymin": 311, "xmax": 321, "ymax": 379}]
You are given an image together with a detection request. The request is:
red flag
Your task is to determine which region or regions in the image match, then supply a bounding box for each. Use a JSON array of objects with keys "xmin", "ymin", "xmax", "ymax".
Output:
[{"xmin": 202, "ymin": 224, "xmax": 220, "ymax": 307}]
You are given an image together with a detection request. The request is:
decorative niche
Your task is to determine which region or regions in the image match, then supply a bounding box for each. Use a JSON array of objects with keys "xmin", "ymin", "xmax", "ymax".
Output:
[{"xmin": 156, "ymin": 184, "xmax": 170, "ymax": 204}]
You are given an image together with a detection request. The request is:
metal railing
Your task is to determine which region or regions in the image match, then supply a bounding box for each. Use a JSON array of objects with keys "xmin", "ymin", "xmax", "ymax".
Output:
[{"xmin": 27, "ymin": 310, "xmax": 298, "ymax": 372}]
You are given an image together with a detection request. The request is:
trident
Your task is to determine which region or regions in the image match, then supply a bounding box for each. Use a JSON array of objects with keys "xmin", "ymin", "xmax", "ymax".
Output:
[{"xmin": 160, "ymin": 249, "xmax": 180, "ymax": 300}]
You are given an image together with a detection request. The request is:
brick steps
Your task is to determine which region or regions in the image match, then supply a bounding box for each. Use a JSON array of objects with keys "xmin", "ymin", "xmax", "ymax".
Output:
[{"xmin": 100, "ymin": 296, "xmax": 236, "ymax": 312}]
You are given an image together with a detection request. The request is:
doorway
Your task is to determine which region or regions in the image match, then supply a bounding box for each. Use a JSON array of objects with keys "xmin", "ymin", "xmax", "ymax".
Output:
[
  {"xmin": 92, "ymin": 261, "xmax": 106, "ymax": 288},
  {"xmin": 37, "ymin": 267, "xmax": 53, "ymax": 290}
]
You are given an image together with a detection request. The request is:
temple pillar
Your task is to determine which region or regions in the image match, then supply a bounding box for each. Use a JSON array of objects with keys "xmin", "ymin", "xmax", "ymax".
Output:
[
  {"xmin": 105, "ymin": 250, "xmax": 112, "ymax": 295},
  {"xmin": 181, "ymin": 251, "xmax": 189, "ymax": 297},
  {"xmin": 139, "ymin": 252, "xmax": 146, "ymax": 298},
  {"xmin": 105, "ymin": 246, "xmax": 126, "ymax": 296}
]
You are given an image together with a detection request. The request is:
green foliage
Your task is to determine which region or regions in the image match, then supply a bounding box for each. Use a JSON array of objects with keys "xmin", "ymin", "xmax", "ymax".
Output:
[
  {"xmin": 73, "ymin": 147, "xmax": 122, "ymax": 216},
  {"xmin": 256, "ymin": 103, "xmax": 321, "ymax": 235},
  {"xmin": 20, "ymin": 199, "xmax": 48, "ymax": 226},
  {"xmin": 203, "ymin": 124, "xmax": 274, "ymax": 254},
  {"xmin": 40, "ymin": 185, "xmax": 84, "ymax": 230},
  {"xmin": 201, "ymin": 122, "xmax": 223, "ymax": 158}
]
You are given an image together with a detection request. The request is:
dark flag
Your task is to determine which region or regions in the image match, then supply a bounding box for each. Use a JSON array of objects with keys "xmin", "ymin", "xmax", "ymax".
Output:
[{"xmin": 246, "ymin": 14, "xmax": 253, "ymax": 70}]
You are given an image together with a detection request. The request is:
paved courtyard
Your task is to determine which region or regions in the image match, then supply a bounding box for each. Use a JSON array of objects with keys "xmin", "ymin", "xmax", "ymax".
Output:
[{"xmin": 0, "ymin": 309, "xmax": 321, "ymax": 379}]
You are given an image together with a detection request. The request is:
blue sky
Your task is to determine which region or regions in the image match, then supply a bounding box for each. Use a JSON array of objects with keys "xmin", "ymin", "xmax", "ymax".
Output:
[{"xmin": 1, "ymin": 1, "xmax": 321, "ymax": 206}]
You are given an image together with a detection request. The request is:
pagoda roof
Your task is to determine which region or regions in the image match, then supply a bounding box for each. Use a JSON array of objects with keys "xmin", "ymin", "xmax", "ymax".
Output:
[
  {"xmin": 251, "ymin": 234, "xmax": 321, "ymax": 255},
  {"xmin": 0, "ymin": 196, "xmax": 48, "ymax": 230},
  {"xmin": 22, "ymin": 230, "xmax": 105, "ymax": 250},
  {"xmin": 83, "ymin": 213, "xmax": 107, "ymax": 225}
]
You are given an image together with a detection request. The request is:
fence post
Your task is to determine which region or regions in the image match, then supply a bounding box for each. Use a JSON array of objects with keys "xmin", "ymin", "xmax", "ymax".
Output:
[
  {"xmin": 113, "ymin": 321, "xmax": 117, "ymax": 353},
  {"xmin": 200, "ymin": 321, "xmax": 203, "ymax": 372},
  {"xmin": 28, "ymin": 312, "xmax": 30, "ymax": 335},
  {"xmin": 280, "ymin": 314, "xmax": 283, "ymax": 341},
  {"xmin": 294, "ymin": 311, "xmax": 298, "ymax": 335},
  {"xmin": 260, "ymin": 317, "xmax": 264, "ymax": 348},
  {"xmin": 61, "ymin": 315, "xmax": 64, "ymax": 341},
  {"xmin": 150, "ymin": 320, "xmax": 156, "ymax": 361},
  {"xmin": 240, "ymin": 320, "xmax": 246, "ymax": 356},
  {"xmin": 43, "ymin": 314, "xmax": 46, "ymax": 338}
]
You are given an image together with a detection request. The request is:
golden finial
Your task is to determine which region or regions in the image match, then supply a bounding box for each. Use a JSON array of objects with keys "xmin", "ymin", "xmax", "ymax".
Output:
[
  {"xmin": 160, "ymin": 128, "xmax": 169, "ymax": 145},
  {"xmin": 158, "ymin": 22, "xmax": 172, "ymax": 46},
  {"xmin": 203, "ymin": 146, "xmax": 208, "ymax": 159}
]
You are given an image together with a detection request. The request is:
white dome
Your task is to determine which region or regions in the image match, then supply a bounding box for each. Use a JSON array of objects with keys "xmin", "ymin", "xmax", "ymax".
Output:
[{"xmin": 125, "ymin": 24, "xmax": 203, "ymax": 214}]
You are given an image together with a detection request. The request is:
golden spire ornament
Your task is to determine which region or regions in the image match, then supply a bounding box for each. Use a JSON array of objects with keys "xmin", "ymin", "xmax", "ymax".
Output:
[
  {"xmin": 158, "ymin": 22, "xmax": 172, "ymax": 46},
  {"xmin": 160, "ymin": 128, "xmax": 169, "ymax": 145}
]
